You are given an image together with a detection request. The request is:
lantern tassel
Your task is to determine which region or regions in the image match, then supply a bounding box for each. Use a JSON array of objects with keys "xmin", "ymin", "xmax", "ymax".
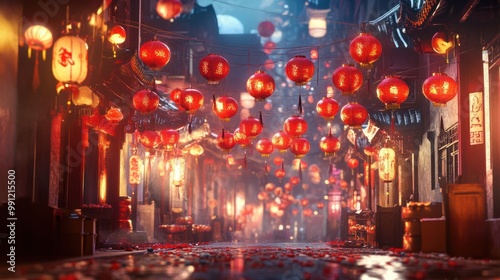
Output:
[
  {"xmin": 259, "ymin": 111, "xmax": 263, "ymax": 127},
  {"xmin": 298, "ymin": 159, "xmax": 303, "ymax": 181},
  {"xmin": 298, "ymin": 94, "xmax": 303, "ymax": 114},
  {"xmin": 32, "ymin": 52, "xmax": 40, "ymax": 92},
  {"xmin": 212, "ymin": 94, "xmax": 216, "ymax": 111},
  {"xmin": 244, "ymin": 153, "xmax": 247, "ymax": 169}
]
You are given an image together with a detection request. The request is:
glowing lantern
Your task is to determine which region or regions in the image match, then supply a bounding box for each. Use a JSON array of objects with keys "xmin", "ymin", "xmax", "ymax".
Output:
[
  {"xmin": 317, "ymin": 202, "xmax": 325, "ymax": 209},
  {"xmin": 319, "ymin": 131, "xmax": 340, "ymax": 156},
  {"xmin": 140, "ymin": 130, "xmax": 160, "ymax": 149},
  {"xmin": 272, "ymin": 131, "xmax": 292, "ymax": 152},
  {"xmin": 257, "ymin": 20, "xmax": 275, "ymax": 37},
  {"xmin": 25, "ymin": 25, "xmax": 53, "ymax": 59},
  {"xmin": 273, "ymin": 156, "xmax": 283, "ymax": 167},
  {"xmin": 105, "ymin": 107, "xmax": 123, "ymax": 123},
  {"xmin": 291, "ymin": 209, "xmax": 299, "ymax": 216},
  {"xmin": 290, "ymin": 137, "xmax": 310, "ymax": 158},
  {"xmin": 290, "ymin": 176, "xmax": 300, "ymax": 185},
  {"xmin": 216, "ymin": 129, "xmax": 235, "ymax": 151},
  {"xmin": 108, "ymin": 25, "xmax": 126, "ymax": 45},
  {"xmin": 189, "ymin": 143, "xmax": 204, "ymax": 157},
  {"xmin": 246, "ymin": 70, "xmax": 275, "ymax": 100},
  {"xmin": 72, "ymin": 86, "xmax": 100, "ymax": 107},
  {"xmin": 340, "ymin": 102, "xmax": 368, "ymax": 128},
  {"xmin": 376, "ymin": 76, "xmax": 409, "ymax": 109},
  {"xmin": 275, "ymin": 168, "xmax": 285, "ymax": 181},
  {"xmin": 233, "ymin": 128, "xmax": 251, "ymax": 147},
  {"xmin": 265, "ymin": 183, "xmax": 275, "ymax": 191},
  {"xmin": 379, "ymin": 146, "xmax": 396, "ymax": 182},
  {"xmin": 284, "ymin": 115, "xmax": 308, "ymax": 137},
  {"xmin": 316, "ymin": 97, "xmax": 339, "ymax": 121},
  {"xmin": 347, "ymin": 158, "xmax": 359, "ymax": 169},
  {"xmin": 263, "ymin": 59, "xmax": 275, "ymax": 70},
  {"xmin": 169, "ymin": 88, "xmax": 183, "ymax": 104},
  {"xmin": 263, "ymin": 41, "xmax": 276, "ymax": 55},
  {"xmin": 156, "ymin": 0, "xmax": 183, "ymax": 20},
  {"xmin": 139, "ymin": 39, "xmax": 171, "ymax": 70},
  {"xmin": 285, "ymin": 55, "xmax": 315, "ymax": 85},
  {"xmin": 256, "ymin": 138, "xmax": 274, "ymax": 157},
  {"xmin": 349, "ymin": 32, "xmax": 382, "ymax": 67},
  {"xmin": 258, "ymin": 191, "xmax": 268, "ymax": 201},
  {"xmin": 274, "ymin": 187, "xmax": 283, "ymax": 197},
  {"xmin": 179, "ymin": 88, "xmax": 204, "ymax": 113},
  {"xmin": 300, "ymin": 198, "xmax": 309, "ymax": 207},
  {"xmin": 133, "ymin": 89, "xmax": 159, "ymax": 113},
  {"xmin": 213, "ymin": 95, "xmax": 238, "ymax": 121},
  {"xmin": 339, "ymin": 180, "xmax": 348, "ymax": 189},
  {"xmin": 239, "ymin": 116, "xmax": 263, "ymax": 139},
  {"xmin": 170, "ymin": 156, "xmax": 185, "ymax": 186},
  {"xmin": 332, "ymin": 64, "xmax": 363, "ymax": 95},
  {"xmin": 432, "ymin": 32, "xmax": 454, "ymax": 55},
  {"xmin": 208, "ymin": 198, "xmax": 218, "ymax": 209},
  {"xmin": 52, "ymin": 36, "xmax": 88, "ymax": 84},
  {"xmin": 422, "ymin": 73, "xmax": 458, "ymax": 107},
  {"xmin": 199, "ymin": 54, "xmax": 230, "ymax": 84},
  {"xmin": 160, "ymin": 129, "xmax": 180, "ymax": 151}
]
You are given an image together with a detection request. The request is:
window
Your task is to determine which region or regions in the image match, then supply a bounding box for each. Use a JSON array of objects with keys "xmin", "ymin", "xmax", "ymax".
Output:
[{"xmin": 438, "ymin": 122, "xmax": 458, "ymax": 188}]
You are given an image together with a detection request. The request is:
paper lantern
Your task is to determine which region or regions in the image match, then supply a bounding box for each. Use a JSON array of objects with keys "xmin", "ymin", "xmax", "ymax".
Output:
[
  {"xmin": 246, "ymin": 70, "xmax": 275, "ymax": 100},
  {"xmin": 285, "ymin": 55, "xmax": 315, "ymax": 86},
  {"xmin": 199, "ymin": 54, "xmax": 230, "ymax": 84},
  {"xmin": 133, "ymin": 89, "xmax": 159, "ymax": 113},
  {"xmin": 263, "ymin": 41, "xmax": 276, "ymax": 55},
  {"xmin": 332, "ymin": 64, "xmax": 363, "ymax": 95},
  {"xmin": 376, "ymin": 76, "xmax": 409, "ymax": 109},
  {"xmin": 233, "ymin": 128, "xmax": 251, "ymax": 147},
  {"xmin": 139, "ymin": 39, "xmax": 171, "ymax": 70},
  {"xmin": 156, "ymin": 0, "xmax": 183, "ymax": 20},
  {"xmin": 169, "ymin": 88, "xmax": 183, "ymax": 104},
  {"xmin": 72, "ymin": 86, "xmax": 100, "ymax": 107},
  {"xmin": 52, "ymin": 35, "xmax": 88, "ymax": 84},
  {"xmin": 422, "ymin": 73, "xmax": 458, "ymax": 107},
  {"xmin": 179, "ymin": 88, "xmax": 204, "ymax": 113},
  {"xmin": 25, "ymin": 25, "xmax": 53, "ymax": 59},
  {"xmin": 160, "ymin": 129, "xmax": 180, "ymax": 151},
  {"xmin": 275, "ymin": 164, "xmax": 286, "ymax": 180},
  {"xmin": 319, "ymin": 131, "xmax": 340, "ymax": 156},
  {"xmin": 349, "ymin": 32, "xmax": 382, "ymax": 67},
  {"xmin": 216, "ymin": 130, "xmax": 235, "ymax": 152},
  {"xmin": 272, "ymin": 130, "xmax": 293, "ymax": 152},
  {"xmin": 432, "ymin": 32, "xmax": 454, "ymax": 55},
  {"xmin": 258, "ymin": 21, "xmax": 275, "ymax": 37},
  {"xmin": 105, "ymin": 107, "xmax": 123, "ymax": 123},
  {"xmin": 256, "ymin": 138, "xmax": 274, "ymax": 157},
  {"xmin": 290, "ymin": 137, "xmax": 310, "ymax": 158},
  {"xmin": 189, "ymin": 143, "xmax": 204, "ymax": 157},
  {"xmin": 239, "ymin": 116, "xmax": 263, "ymax": 139},
  {"xmin": 140, "ymin": 130, "xmax": 160, "ymax": 149},
  {"xmin": 340, "ymin": 102, "xmax": 368, "ymax": 128},
  {"xmin": 347, "ymin": 158, "xmax": 359, "ymax": 169},
  {"xmin": 108, "ymin": 25, "xmax": 126, "ymax": 45},
  {"xmin": 284, "ymin": 115, "xmax": 308, "ymax": 137},
  {"xmin": 379, "ymin": 146, "xmax": 396, "ymax": 182},
  {"xmin": 213, "ymin": 95, "xmax": 238, "ymax": 121},
  {"xmin": 170, "ymin": 156, "xmax": 185, "ymax": 186},
  {"xmin": 316, "ymin": 97, "xmax": 339, "ymax": 121},
  {"xmin": 273, "ymin": 156, "xmax": 283, "ymax": 166}
]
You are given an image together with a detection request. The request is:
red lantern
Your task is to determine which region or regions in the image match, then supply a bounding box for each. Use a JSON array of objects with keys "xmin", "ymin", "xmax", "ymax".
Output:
[
  {"xmin": 256, "ymin": 138, "xmax": 274, "ymax": 157},
  {"xmin": 264, "ymin": 59, "xmax": 275, "ymax": 70},
  {"xmin": 340, "ymin": 102, "xmax": 368, "ymax": 128},
  {"xmin": 290, "ymin": 176, "xmax": 300, "ymax": 185},
  {"xmin": 169, "ymin": 88, "xmax": 183, "ymax": 104},
  {"xmin": 239, "ymin": 116, "xmax": 263, "ymax": 139},
  {"xmin": 133, "ymin": 89, "xmax": 159, "ymax": 113},
  {"xmin": 108, "ymin": 25, "xmax": 126, "ymax": 45},
  {"xmin": 272, "ymin": 130, "xmax": 293, "ymax": 152},
  {"xmin": 349, "ymin": 32, "xmax": 382, "ymax": 67},
  {"xmin": 300, "ymin": 198, "xmax": 309, "ymax": 207},
  {"xmin": 376, "ymin": 76, "xmax": 409, "ymax": 109},
  {"xmin": 285, "ymin": 55, "xmax": 315, "ymax": 86},
  {"xmin": 179, "ymin": 88, "xmax": 204, "ymax": 113},
  {"xmin": 257, "ymin": 20, "xmax": 275, "ymax": 37},
  {"xmin": 217, "ymin": 130, "xmax": 235, "ymax": 151},
  {"xmin": 140, "ymin": 130, "xmax": 160, "ymax": 149},
  {"xmin": 213, "ymin": 95, "xmax": 238, "ymax": 121},
  {"xmin": 233, "ymin": 128, "xmax": 251, "ymax": 147},
  {"xmin": 284, "ymin": 115, "xmax": 308, "ymax": 137},
  {"xmin": 319, "ymin": 132, "xmax": 340, "ymax": 157},
  {"xmin": 275, "ymin": 165, "xmax": 286, "ymax": 180},
  {"xmin": 159, "ymin": 129, "xmax": 180, "ymax": 151},
  {"xmin": 317, "ymin": 202, "xmax": 325, "ymax": 209},
  {"xmin": 263, "ymin": 41, "xmax": 276, "ymax": 55},
  {"xmin": 422, "ymin": 73, "xmax": 458, "ymax": 107},
  {"xmin": 290, "ymin": 137, "xmax": 310, "ymax": 158},
  {"xmin": 139, "ymin": 39, "xmax": 171, "ymax": 70},
  {"xmin": 332, "ymin": 64, "xmax": 363, "ymax": 95},
  {"xmin": 316, "ymin": 97, "xmax": 339, "ymax": 121},
  {"xmin": 246, "ymin": 70, "xmax": 275, "ymax": 100},
  {"xmin": 199, "ymin": 54, "xmax": 230, "ymax": 84},
  {"xmin": 156, "ymin": 0, "xmax": 183, "ymax": 20},
  {"xmin": 273, "ymin": 156, "xmax": 283, "ymax": 166},
  {"xmin": 105, "ymin": 107, "xmax": 123, "ymax": 123},
  {"xmin": 347, "ymin": 158, "xmax": 359, "ymax": 169},
  {"xmin": 432, "ymin": 32, "xmax": 454, "ymax": 55}
]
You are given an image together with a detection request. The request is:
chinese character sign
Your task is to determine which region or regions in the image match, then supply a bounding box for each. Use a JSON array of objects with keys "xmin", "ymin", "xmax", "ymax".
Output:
[
  {"xmin": 52, "ymin": 36, "xmax": 88, "ymax": 84},
  {"xmin": 469, "ymin": 92, "xmax": 483, "ymax": 145},
  {"xmin": 378, "ymin": 146, "xmax": 396, "ymax": 182}
]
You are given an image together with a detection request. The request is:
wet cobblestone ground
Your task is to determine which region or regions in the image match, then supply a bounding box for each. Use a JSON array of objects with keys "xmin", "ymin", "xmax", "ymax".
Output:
[{"xmin": 2, "ymin": 242, "xmax": 500, "ymax": 279}]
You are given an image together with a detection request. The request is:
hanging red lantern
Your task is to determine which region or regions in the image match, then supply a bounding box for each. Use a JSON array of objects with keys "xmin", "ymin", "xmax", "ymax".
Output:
[
  {"xmin": 316, "ymin": 97, "xmax": 339, "ymax": 121},
  {"xmin": 108, "ymin": 25, "xmax": 126, "ymax": 45},
  {"xmin": 133, "ymin": 89, "xmax": 159, "ymax": 113},
  {"xmin": 319, "ymin": 131, "xmax": 340, "ymax": 157},
  {"xmin": 284, "ymin": 115, "xmax": 308, "ymax": 137},
  {"xmin": 263, "ymin": 41, "xmax": 276, "ymax": 55},
  {"xmin": 347, "ymin": 158, "xmax": 359, "ymax": 169},
  {"xmin": 140, "ymin": 39, "xmax": 171, "ymax": 70},
  {"xmin": 246, "ymin": 70, "xmax": 275, "ymax": 100},
  {"xmin": 275, "ymin": 165, "xmax": 286, "ymax": 180},
  {"xmin": 432, "ymin": 32, "xmax": 454, "ymax": 55},
  {"xmin": 233, "ymin": 128, "xmax": 251, "ymax": 147},
  {"xmin": 140, "ymin": 130, "xmax": 160, "ymax": 149},
  {"xmin": 159, "ymin": 129, "xmax": 180, "ymax": 151},
  {"xmin": 179, "ymin": 88, "xmax": 204, "ymax": 113},
  {"xmin": 332, "ymin": 64, "xmax": 363, "ymax": 95},
  {"xmin": 285, "ymin": 55, "xmax": 315, "ymax": 85},
  {"xmin": 340, "ymin": 102, "xmax": 368, "ymax": 128},
  {"xmin": 52, "ymin": 35, "xmax": 88, "ymax": 85},
  {"xmin": 300, "ymin": 198, "xmax": 309, "ymax": 207},
  {"xmin": 213, "ymin": 95, "xmax": 238, "ymax": 121},
  {"xmin": 273, "ymin": 156, "xmax": 283, "ymax": 166},
  {"xmin": 156, "ymin": 0, "xmax": 183, "ymax": 20},
  {"xmin": 217, "ymin": 129, "xmax": 235, "ymax": 152},
  {"xmin": 272, "ymin": 130, "xmax": 293, "ymax": 152},
  {"xmin": 290, "ymin": 137, "xmax": 310, "ymax": 158},
  {"xmin": 105, "ymin": 107, "xmax": 123, "ymax": 123},
  {"xmin": 257, "ymin": 20, "xmax": 275, "ymax": 37},
  {"xmin": 199, "ymin": 54, "xmax": 230, "ymax": 84},
  {"xmin": 376, "ymin": 75, "xmax": 410, "ymax": 109},
  {"xmin": 317, "ymin": 202, "xmax": 325, "ymax": 209},
  {"xmin": 256, "ymin": 137, "xmax": 274, "ymax": 157},
  {"xmin": 349, "ymin": 32, "xmax": 382, "ymax": 67},
  {"xmin": 264, "ymin": 59, "xmax": 275, "ymax": 70},
  {"xmin": 239, "ymin": 116, "xmax": 263, "ymax": 139},
  {"xmin": 422, "ymin": 72, "xmax": 458, "ymax": 107},
  {"xmin": 169, "ymin": 88, "xmax": 183, "ymax": 104}
]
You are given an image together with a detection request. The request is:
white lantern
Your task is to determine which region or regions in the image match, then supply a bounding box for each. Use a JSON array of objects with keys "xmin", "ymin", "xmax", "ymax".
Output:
[
  {"xmin": 307, "ymin": 8, "xmax": 330, "ymax": 38},
  {"xmin": 378, "ymin": 146, "xmax": 396, "ymax": 182},
  {"xmin": 170, "ymin": 156, "xmax": 185, "ymax": 187},
  {"xmin": 52, "ymin": 36, "xmax": 88, "ymax": 84}
]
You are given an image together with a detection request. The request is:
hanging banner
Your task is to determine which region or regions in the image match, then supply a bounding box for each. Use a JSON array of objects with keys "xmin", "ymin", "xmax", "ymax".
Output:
[{"xmin": 469, "ymin": 92, "xmax": 483, "ymax": 145}]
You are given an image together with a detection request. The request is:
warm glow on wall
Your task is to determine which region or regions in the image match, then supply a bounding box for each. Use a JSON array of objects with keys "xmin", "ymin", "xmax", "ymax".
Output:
[
  {"xmin": 99, "ymin": 171, "xmax": 107, "ymax": 204},
  {"xmin": 170, "ymin": 156, "xmax": 185, "ymax": 187}
]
